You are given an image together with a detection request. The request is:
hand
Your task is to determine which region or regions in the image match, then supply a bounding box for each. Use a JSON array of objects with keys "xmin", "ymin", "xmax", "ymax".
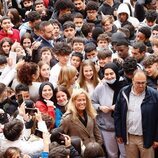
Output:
[
  {"xmin": 100, "ymin": 106, "xmax": 112, "ymax": 113},
  {"xmin": 64, "ymin": 134, "xmax": 71, "ymax": 147},
  {"xmin": 23, "ymin": 155, "xmax": 31, "ymax": 158},
  {"xmin": 23, "ymin": 113, "xmax": 32, "ymax": 122},
  {"xmin": 31, "ymin": 40, "xmax": 42, "ymax": 50},
  {"xmin": 35, "ymin": 110, "xmax": 43, "ymax": 122},
  {"xmin": 44, "ymin": 99, "xmax": 56, "ymax": 108},
  {"xmin": 25, "ymin": 47, "xmax": 32, "ymax": 56},
  {"xmin": 153, "ymin": 141, "xmax": 158, "ymax": 148},
  {"xmin": 7, "ymin": 28, "xmax": 13, "ymax": 35},
  {"xmin": 43, "ymin": 132, "xmax": 50, "ymax": 152},
  {"xmin": 11, "ymin": 41, "xmax": 21, "ymax": 52},
  {"xmin": 116, "ymin": 137, "xmax": 123, "ymax": 144},
  {"xmin": 18, "ymin": 102, "xmax": 26, "ymax": 116},
  {"xmin": 111, "ymin": 104, "xmax": 115, "ymax": 111},
  {"xmin": 7, "ymin": 58, "xmax": 13, "ymax": 67}
]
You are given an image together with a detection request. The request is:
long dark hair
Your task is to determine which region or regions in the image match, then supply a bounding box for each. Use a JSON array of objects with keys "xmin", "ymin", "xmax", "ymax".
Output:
[{"xmin": 38, "ymin": 82, "xmax": 55, "ymax": 103}]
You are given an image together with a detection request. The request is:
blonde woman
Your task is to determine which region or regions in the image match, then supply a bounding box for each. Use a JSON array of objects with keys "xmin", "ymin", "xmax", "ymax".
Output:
[
  {"xmin": 78, "ymin": 60, "xmax": 100, "ymax": 96},
  {"xmin": 57, "ymin": 65, "xmax": 79, "ymax": 94},
  {"xmin": 60, "ymin": 88, "xmax": 103, "ymax": 146}
]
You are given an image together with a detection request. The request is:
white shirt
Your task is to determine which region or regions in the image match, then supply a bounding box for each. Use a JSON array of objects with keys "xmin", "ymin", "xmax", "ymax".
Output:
[{"xmin": 127, "ymin": 88, "xmax": 145, "ymax": 136}]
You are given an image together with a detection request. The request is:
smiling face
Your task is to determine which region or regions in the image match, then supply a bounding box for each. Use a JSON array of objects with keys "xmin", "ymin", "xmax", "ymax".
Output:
[
  {"xmin": 83, "ymin": 65, "xmax": 93, "ymax": 81},
  {"xmin": 42, "ymin": 85, "xmax": 53, "ymax": 100},
  {"xmin": 75, "ymin": 93, "xmax": 86, "ymax": 114},
  {"xmin": 72, "ymin": 42, "xmax": 84, "ymax": 53},
  {"xmin": 56, "ymin": 91, "xmax": 68, "ymax": 106},
  {"xmin": 104, "ymin": 68, "xmax": 116, "ymax": 80},
  {"xmin": 144, "ymin": 63, "xmax": 158, "ymax": 77}
]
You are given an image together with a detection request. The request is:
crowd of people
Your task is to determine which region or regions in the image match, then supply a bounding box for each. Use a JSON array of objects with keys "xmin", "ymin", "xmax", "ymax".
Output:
[{"xmin": 0, "ymin": 0, "xmax": 158, "ymax": 157}]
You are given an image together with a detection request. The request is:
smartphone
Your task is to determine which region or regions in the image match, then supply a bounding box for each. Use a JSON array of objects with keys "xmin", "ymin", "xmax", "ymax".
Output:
[
  {"xmin": 25, "ymin": 108, "xmax": 37, "ymax": 116},
  {"xmin": 34, "ymin": 129, "xmax": 43, "ymax": 138},
  {"xmin": 17, "ymin": 94, "xmax": 23, "ymax": 105}
]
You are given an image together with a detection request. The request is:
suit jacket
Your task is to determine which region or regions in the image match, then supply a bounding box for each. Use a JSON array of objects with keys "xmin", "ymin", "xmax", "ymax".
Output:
[{"xmin": 60, "ymin": 112, "xmax": 103, "ymax": 146}]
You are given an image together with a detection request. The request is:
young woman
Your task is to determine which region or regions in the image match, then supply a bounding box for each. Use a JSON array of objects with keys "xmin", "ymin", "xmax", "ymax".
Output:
[
  {"xmin": 78, "ymin": 60, "xmax": 100, "ymax": 96},
  {"xmin": 0, "ymin": 38, "xmax": 13, "ymax": 57},
  {"xmin": 35, "ymin": 82, "xmax": 55, "ymax": 119},
  {"xmin": 7, "ymin": 8, "xmax": 22, "ymax": 29},
  {"xmin": 54, "ymin": 86, "xmax": 71, "ymax": 127},
  {"xmin": 91, "ymin": 62, "xmax": 126, "ymax": 158},
  {"xmin": 37, "ymin": 61, "xmax": 50, "ymax": 82},
  {"xmin": 57, "ymin": 65, "xmax": 78, "ymax": 94},
  {"xmin": 60, "ymin": 88, "xmax": 103, "ymax": 146},
  {"xmin": 11, "ymin": 62, "xmax": 41, "ymax": 101},
  {"xmin": 20, "ymin": 32, "xmax": 34, "ymax": 50}
]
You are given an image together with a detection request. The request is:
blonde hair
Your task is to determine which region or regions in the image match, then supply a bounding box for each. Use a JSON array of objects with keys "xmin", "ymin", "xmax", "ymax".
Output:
[
  {"xmin": 67, "ymin": 88, "xmax": 97, "ymax": 120},
  {"xmin": 78, "ymin": 60, "xmax": 99, "ymax": 92},
  {"xmin": 58, "ymin": 65, "xmax": 78, "ymax": 94},
  {"xmin": 101, "ymin": 15, "xmax": 114, "ymax": 25}
]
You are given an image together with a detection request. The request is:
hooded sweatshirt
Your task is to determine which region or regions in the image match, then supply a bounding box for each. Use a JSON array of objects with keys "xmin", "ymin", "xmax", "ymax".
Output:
[
  {"xmin": 114, "ymin": 3, "xmax": 140, "ymax": 29},
  {"xmin": 19, "ymin": 22, "xmax": 32, "ymax": 38}
]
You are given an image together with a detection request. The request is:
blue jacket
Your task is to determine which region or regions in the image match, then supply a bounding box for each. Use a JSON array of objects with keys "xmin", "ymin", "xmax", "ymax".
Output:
[{"xmin": 114, "ymin": 85, "xmax": 158, "ymax": 148}]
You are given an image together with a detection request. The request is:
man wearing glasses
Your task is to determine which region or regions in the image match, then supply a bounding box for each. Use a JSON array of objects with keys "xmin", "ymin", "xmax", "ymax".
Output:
[{"xmin": 114, "ymin": 69, "xmax": 158, "ymax": 158}]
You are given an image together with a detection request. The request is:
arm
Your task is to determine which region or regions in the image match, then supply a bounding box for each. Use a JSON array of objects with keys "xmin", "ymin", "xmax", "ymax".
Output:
[
  {"xmin": 91, "ymin": 86, "xmax": 101, "ymax": 110},
  {"xmin": 113, "ymin": 90, "xmax": 123, "ymax": 138},
  {"xmin": 93, "ymin": 119, "xmax": 103, "ymax": 145},
  {"xmin": 55, "ymin": 108, "xmax": 62, "ymax": 127}
]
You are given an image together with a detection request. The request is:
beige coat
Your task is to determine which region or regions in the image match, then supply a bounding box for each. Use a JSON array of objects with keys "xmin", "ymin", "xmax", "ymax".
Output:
[{"xmin": 60, "ymin": 112, "xmax": 103, "ymax": 146}]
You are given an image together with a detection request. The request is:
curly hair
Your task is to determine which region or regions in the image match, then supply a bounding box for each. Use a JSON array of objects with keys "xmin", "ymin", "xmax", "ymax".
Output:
[
  {"xmin": 142, "ymin": 54, "xmax": 158, "ymax": 67},
  {"xmin": 17, "ymin": 62, "xmax": 39, "ymax": 85}
]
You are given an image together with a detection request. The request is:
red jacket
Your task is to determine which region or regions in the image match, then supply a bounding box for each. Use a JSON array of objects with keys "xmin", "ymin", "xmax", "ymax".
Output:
[
  {"xmin": 35, "ymin": 100, "xmax": 55, "ymax": 119},
  {"xmin": 0, "ymin": 29, "xmax": 20, "ymax": 42}
]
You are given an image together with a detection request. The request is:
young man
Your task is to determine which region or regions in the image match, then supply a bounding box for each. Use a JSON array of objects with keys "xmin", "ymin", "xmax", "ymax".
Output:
[
  {"xmin": 0, "ymin": 16, "xmax": 20, "ymax": 42},
  {"xmin": 19, "ymin": 11, "xmax": 41, "ymax": 38},
  {"xmin": 114, "ymin": 3, "xmax": 139, "ymax": 29},
  {"xmin": 97, "ymin": 49, "xmax": 112, "ymax": 80},
  {"xmin": 49, "ymin": 42, "xmax": 71, "ymax": 88},
  {"xmin": 11, "ymin": 0, "xmax": 34, "ymax": 19},
  {"xmin": 114, "ymin": 39, "xmax": 130, "ymax": 61},
  {"xmin": 97, "ymin": 33, "xmax": 110, "ymax": 51},
  {"xmin": 84, "ymin": 42, "xmax": 98, "ymax": 63},
  {"xmin": 63, "ymin": 21, "xmax": 76, "ymax": 42},
  {"xmin": 85, "ymin": 1, "xmax": 101, "ymax": 27},
  {"xmin": 72, "ymin": 0, "xmax": 86, "ymax": 18},
  {"xmin": 139, "ymin": 10, "xmax": 158, "ymax": 28},
  {"xmin": 131, "ymin": 42, "xmax": 149, "ymax": 65},
  {"xmin": 143, "ymin": 54, "xmax": 158, "ymax": 90},
  {"xmin": 70, "ymin": 52, "xmax": 83, "ymax": 72},
  {"xmin": 73, "ymin": 13, "xmax": 84, "ymax": 37},
  {"xmin": 72, "ymin": 37, "xmax": 85, "ymax": 54},
  {"xmin": 135, "ymin": 26, "xmax": 152, "ymax": 53}
]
